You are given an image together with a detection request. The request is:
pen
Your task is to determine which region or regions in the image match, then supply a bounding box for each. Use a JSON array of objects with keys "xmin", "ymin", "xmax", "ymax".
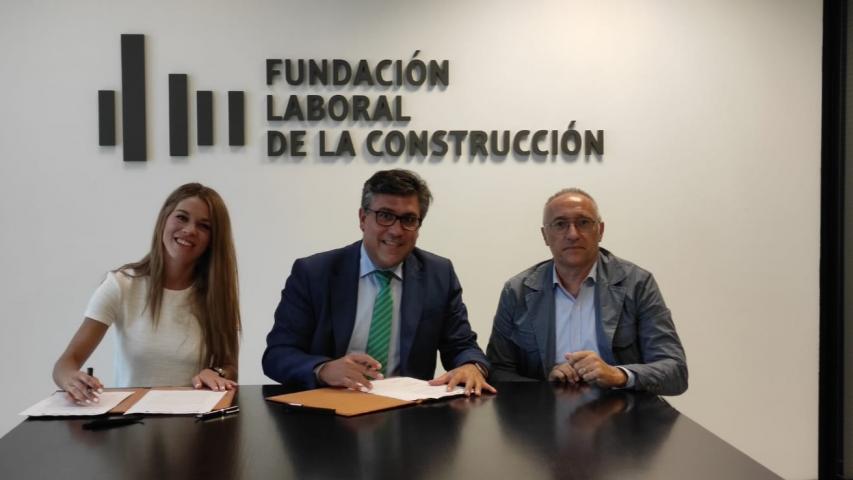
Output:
[
  {"xmin": 83, "ymin": 414, "xmax": 144, "ymax": 431},
  {"xmin": 196, "ymin": 405, "xmax": 240, "ymax": 421},
  {"xmin": 85, "ymin": 367, "xmax": 101, "ymax": 402}
]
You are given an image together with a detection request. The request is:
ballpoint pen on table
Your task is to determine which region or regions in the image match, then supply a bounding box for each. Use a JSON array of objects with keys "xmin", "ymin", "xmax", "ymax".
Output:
[
  {"xmin": 83, "ymin": 414, "xmax": 144, "ymax": 431},
  {"xmin": 196, "ymin": 405, "xmax": 240, "ymax": 421}
]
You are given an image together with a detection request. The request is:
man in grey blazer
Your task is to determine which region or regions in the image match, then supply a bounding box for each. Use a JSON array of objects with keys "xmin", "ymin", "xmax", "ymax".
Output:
[{"xmin": 486, "ymin": 188, "xmax": 687, "ymax": 395}]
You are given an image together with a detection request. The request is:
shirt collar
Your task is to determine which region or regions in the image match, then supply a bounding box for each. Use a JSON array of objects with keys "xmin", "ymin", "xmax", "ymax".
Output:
[
  {"xmin": 551, "ymin": 260, "xmax": 598, "ymax": 289},
  {"xmin": 360, "ymin": 243, "xmax": 403, "ymax": 280}
]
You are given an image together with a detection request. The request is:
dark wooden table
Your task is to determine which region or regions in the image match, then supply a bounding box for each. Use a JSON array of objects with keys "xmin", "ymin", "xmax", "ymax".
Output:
[{"xmin": 0, "ymin": 382, "xmax": 781, "ymax": 480}]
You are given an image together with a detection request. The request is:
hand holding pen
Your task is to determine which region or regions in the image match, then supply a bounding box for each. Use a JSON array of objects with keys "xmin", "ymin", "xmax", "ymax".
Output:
[{"xmin": 61, "ymin": 366, "xmax": 104, "ymax": 405}]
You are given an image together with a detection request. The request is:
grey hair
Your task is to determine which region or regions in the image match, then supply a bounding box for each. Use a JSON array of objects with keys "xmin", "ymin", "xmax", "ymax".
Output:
[{"xmin": 543, "ymin": 187, "xmax": 601, "ymax": 223}]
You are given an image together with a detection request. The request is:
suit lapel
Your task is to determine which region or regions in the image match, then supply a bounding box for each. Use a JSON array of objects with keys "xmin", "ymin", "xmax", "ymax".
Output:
[
  {"xmin": 525, "ymin": 262, "xmax": 555, "ymax": 375},
  {"xmin": 399, "ymin": 252, "xmax": 423, "ymax": 372},
  {"xmin": 331, "ymin": 242, "xmax": 361, "ymax": 356},
  {"xmin": 596, "ymin": 251, "xmax": 626, "ymax": 364}
]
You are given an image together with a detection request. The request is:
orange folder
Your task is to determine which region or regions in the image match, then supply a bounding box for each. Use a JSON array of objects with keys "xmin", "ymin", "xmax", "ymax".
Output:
[{"xmin": 266, "ymin": 388, "xmax": 414, "ymax": 417}]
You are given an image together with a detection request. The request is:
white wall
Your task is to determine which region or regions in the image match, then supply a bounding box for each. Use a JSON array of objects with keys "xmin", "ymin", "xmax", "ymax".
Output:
[{"xmin": 0, "ymin": 1, "xmax": 820, "ymax": 478}]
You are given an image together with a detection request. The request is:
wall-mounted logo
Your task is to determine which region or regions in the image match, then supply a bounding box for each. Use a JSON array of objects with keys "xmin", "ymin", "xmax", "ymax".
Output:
[
  {"xmin": 98, "ymin": 34, "xmax": 605, "ymax": 163},
  {"xmin": 98, "ymin": 34, "xmax": 244, "ymax": 161}
]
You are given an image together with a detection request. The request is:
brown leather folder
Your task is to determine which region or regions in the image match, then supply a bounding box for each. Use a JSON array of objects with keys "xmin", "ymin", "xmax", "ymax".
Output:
[
  {"xmin": 266, "ymin": 388, "xmax": 412, "ymax": 417},
  {"xmin": 108, "ymin": 387, "xmax": 236, "ymax": 414}
]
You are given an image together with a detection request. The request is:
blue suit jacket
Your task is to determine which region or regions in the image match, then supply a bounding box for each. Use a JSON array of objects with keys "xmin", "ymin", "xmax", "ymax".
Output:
[
  {"xmin": 486, "ymin": 248, "xmax": 688, "ymax": 395},
  {"xmin": 263, "ymin": 241, "xmax": 489, "ymax": 389}
]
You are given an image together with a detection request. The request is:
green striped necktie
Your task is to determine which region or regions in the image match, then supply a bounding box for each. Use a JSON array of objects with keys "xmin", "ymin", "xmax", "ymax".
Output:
[{"xmin": 366, "ymin": 270, "xmax": 394, "ymax": 374}]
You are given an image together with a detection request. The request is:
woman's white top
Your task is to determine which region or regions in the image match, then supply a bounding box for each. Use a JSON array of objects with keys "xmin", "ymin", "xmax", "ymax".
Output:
[{"xmin": 85, "ymin": 271, "xmax": 203, "ymax": 387}]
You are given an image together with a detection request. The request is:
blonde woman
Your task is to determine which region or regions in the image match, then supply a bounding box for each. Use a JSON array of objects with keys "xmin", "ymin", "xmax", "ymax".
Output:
[{"xmin": 53, "ymin": 183, "xmax": 241, "ymax": 403}]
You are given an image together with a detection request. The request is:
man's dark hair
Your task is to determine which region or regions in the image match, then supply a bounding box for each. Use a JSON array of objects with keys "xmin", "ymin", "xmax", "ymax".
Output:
[{"xmin": 361, "ymin": 169, "xmax": 433, "ymax": 219}]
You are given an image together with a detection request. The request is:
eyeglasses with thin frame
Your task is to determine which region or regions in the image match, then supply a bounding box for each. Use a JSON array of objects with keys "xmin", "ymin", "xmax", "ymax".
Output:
[
  {"xmin": 544, "ymin": 217, "xmax": 599, "ymax": 234},
  {"xmin": 364, "ymin": 207, "xmax": 422, "ymax": 231}
]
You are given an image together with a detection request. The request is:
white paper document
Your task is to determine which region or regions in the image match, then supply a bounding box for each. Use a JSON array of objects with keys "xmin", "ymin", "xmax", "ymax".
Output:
[
  {"xmin": 367, "ymin": 377, "xmax": 464, "ymax": 402},
  {"xmin": 124, "ymin": 390, "xmax": 226, "ymax": 415},
  {"xmin": 20, "ymin": 391, "xmax": 134, "ymax": 417}
]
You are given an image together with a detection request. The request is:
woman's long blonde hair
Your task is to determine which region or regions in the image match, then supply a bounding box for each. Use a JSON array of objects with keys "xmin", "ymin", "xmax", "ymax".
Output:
[{"xmin": 118, "ymin": 183, "xmax": 240, "ymax": 371}]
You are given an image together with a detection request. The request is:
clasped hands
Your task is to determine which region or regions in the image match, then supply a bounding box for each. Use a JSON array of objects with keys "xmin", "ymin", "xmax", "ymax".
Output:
[
  {"xmin": 318, "ymin": 353, "xmax": 496, "ymax": 396},
  {"xmin": 549, "ymin": 351, "xmax": 627, "ymax": 388}
]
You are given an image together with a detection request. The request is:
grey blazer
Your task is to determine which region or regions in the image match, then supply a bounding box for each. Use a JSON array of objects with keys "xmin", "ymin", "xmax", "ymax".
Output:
[{"xmin": 486, "ymin": 248, "xmax": 688, "ymax": 395}]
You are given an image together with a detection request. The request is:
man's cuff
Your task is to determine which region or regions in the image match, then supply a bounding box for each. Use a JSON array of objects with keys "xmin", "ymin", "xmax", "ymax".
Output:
[
  {"xmin": 313, "ymin": 361, "xmax": 330, "ymax": 385},
  {"xmin": 616, "ymin": 366, "xmax": 636, "ymax": 389},
  {"xmin": 467, "ymin": 361, "xmax": 489, "ymax": 378}
]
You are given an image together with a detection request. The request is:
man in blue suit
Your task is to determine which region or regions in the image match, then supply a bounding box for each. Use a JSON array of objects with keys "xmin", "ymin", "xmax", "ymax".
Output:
[
  {"xmin": 263, "ymin": 169, "xmax": 494, "ymax": 396},
  {"xmin": 486, "ymin": 188, "xmax": 687, "ymax": 395}
]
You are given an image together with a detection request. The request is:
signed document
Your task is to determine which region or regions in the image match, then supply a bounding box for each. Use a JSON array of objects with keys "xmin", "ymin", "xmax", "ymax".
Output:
[
  {"xmin": 124, "ymin": 390, "xmax": 226, "ymax": 415},
  {"xmin": 20, "ymin": 391, "xmax": 134, "ymax": 417},
  {"xmin": 368, "ymin": 377, "xmax": 464, "ymax": 402},
  {"xmin": 266, "ymin": 377, "xmax": 465, "ymax": 417}
]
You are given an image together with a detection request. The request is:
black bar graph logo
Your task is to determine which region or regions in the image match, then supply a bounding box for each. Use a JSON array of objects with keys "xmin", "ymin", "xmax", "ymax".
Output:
[{"xmin": 98, "ymin": 34, "xmax": 245, "ymax": 161}]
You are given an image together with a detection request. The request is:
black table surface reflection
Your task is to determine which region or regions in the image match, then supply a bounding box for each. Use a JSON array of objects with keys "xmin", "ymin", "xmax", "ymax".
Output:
[{"xmin": 0, "ymin": 383, "xmax": 781, "ymax": 480}]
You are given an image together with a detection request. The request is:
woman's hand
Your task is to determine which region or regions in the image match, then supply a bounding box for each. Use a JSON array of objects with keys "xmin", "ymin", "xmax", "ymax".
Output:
[
  {"xmin": 58, "ymin": 369, "xmax": 104, "ymax": 404},
  {"xmin": 53, "ymin": 318, "xmax": 109, "ymax": 404},
  {"xmin": 192, "ymin": 368, "xmax": 237, "ymax": 391}
]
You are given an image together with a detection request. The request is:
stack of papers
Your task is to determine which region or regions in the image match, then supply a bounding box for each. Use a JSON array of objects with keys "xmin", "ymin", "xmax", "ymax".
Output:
[
  {"xmin": 20, "ymin": 389, "xmax": 228, "ymax": 417},
  {"xmin": 368, "ymin": 377, "xmax": 464, "ymax": 402},
  {"xmin": 124, "ymin": 390, "xmax": 225, "ymax": 415},
  {"xmin": 19, "ymin": 391, "xmax": 134, "ymax": 417}
]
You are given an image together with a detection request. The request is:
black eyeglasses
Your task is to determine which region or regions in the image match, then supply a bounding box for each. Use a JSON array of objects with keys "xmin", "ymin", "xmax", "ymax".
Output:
[
  {"xmin": 544, "ymin": 217, "xmax": 598, "ymax": 234},
  {"xmin": 364, "ymin": 208, "xmax": 422, "ymax": 231}
]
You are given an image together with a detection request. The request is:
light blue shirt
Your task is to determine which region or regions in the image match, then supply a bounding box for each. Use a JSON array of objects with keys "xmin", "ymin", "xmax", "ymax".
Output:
[
  {"xmin": 553, "ymin": 263, "xmax": 599, "ymax": 364},
  {"xmin": 346, "ymin": 244, "xmax": 404, "ymax": 374},
  {"xmin": 553, "ymin": 262, "xmax": 636, "ymax": 388}
]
